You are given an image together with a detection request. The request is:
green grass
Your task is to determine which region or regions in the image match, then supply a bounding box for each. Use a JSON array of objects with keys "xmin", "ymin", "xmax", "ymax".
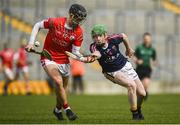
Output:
[{"xmin": 0, "ymin": 94, "xmax": 180, "ymax": 124}]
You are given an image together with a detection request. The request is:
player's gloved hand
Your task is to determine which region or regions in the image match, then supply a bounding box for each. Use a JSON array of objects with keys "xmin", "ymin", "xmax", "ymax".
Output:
[
  {"xmin": 25, "ymin": 44, "xmax": 34, "ymax": 52},
  {"xmin": 125, "ymin": 48, "xmax": 134, "ymax": 58}
]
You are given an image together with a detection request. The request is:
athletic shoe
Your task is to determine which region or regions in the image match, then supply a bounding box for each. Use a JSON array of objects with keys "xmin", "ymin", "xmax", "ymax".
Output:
[
  {"xmin": 66, "ymin": 109, "xmax": 77, "ymax": 120},
  {"xmin": 138, "ymin": 108, "xmax": 144, "ymax": 120},
  {"xmin": 53, "ymin": 109, "xmax": 64, "ymax": 120},
  {"xmin": 131, "ymin": 110, "xmax": 141, "ymax": 120}
]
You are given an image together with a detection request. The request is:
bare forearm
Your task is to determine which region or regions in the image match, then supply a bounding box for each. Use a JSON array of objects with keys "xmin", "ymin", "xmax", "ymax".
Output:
[
  {"xmin": 83, "ymin": 50, "xmax": 101, "ymax": 63},
  {"xmin": 122, "ymin": 33, "xmax": 131, "ymax": 50},
  {"xmin": 65, "ymin": 51, "xmax": 99, "ymax": 63},
  {"xmin": 122, "ymin": 33, "xmax": 134, "ymax": 58},
  {"xmin": 81, "ymin": 55, "xmax": 98, "ymax": 63}
]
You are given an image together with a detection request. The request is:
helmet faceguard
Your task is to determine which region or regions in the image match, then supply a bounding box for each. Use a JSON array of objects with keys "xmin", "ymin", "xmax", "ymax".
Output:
[{"xmin": 69, "ymin": 4, "xmax": 87, "ymax": 28}]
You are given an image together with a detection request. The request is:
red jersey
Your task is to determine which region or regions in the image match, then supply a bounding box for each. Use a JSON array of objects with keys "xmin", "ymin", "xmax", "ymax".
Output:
[
  {"xmin": 16, "ymin": 47, "xmax": 27, "ymax": 68},
  {"xmin": 0, "ymin": 48, "xmax": 14, "ymax": 69},
  {"xmin": 42, "ymin": 17, "xmax": 83, "ymax": 64}
]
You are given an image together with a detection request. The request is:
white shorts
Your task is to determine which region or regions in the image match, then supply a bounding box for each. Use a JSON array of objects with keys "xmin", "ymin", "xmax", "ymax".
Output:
[
  {"xmin": 16, "ymin": 66, "xmax": 29, "ymax": 74},
  {"xmin": 41, "ymin": 59, "xmax": 70, "ymax": 77},
  {"xmin": 107, "ymin": 62, "xmax": 138, "ymax": 80},
  {"xmin": 4, "ymin": 67, "xmax": 14, "ymax": 80}
]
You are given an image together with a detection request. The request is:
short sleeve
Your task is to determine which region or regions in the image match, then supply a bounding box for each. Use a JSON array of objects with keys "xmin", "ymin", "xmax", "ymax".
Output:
[
  {"xmin": 135, "ymin": 46, "xmax": 140, "ymax": 59},
  {"xmin": 73, "ymin": 28, "xmax": 83, "ymax": 47},
  {"xmin": 152, "ymin": 48, "xmax": 157, "ymax": 60},
  {"xmin": 90, "ymin": 43, "xmax": 97, "ymax": 53},
  {"xmin": 44, "ymin": 18, "xmax": 54, "ymax": 29},
  {"xmin": 108, "ymin": 34, "xmax": 124, "ymax": 44}
]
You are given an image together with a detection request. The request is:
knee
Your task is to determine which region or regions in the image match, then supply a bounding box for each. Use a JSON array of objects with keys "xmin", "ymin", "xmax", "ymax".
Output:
[
  {"xmin": 53, "ymin": 77, "xmax": 63, "ymax": 87},
  {"xmin": 127, "ymin": 82, "xmax": 136, "ymax": 92},
  {"xmin": 138, "ymin": 85, "xmax": 146, "ymax": 97},
  {"xmin": 141, "ymin": 89, "xmax": 146, "ymax": 97}
]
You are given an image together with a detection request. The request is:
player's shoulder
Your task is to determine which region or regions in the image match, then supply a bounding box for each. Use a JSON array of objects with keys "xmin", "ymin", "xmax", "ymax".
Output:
[
  {"xmin": 75, "ymin": 25, "xmax": 83, "ymax": 34},
  {"xmin": 7, "ymin": 48, "xmax": 14, "ymax": 54},
  {"xmin": 108, "ymin": 34, "xmax": 123, "ymax": 40},
  {"xmin": 57, "ymin": 17, "xmax": 66, "ymax": 22},
  {"xmin": 89, "ymin": 42, "xmax": 97, "ymax": 52},
  {"xmin": 107, "ymin": 33, "xmax": 123, "ymax": 44},
  {"xmin": 48, "ymin": 17, "xmax": 65, "ymax": 21},
  {"xmin": 47, "ymin": 17, "xmax": 66, "ymax": 25},
  {"xmin": 55, "ymin": 17, "xmax": 66, "ymax": 24},
  {"xmin": 136, "ymin": 44, "xmax": 143, "ymax": 49}
]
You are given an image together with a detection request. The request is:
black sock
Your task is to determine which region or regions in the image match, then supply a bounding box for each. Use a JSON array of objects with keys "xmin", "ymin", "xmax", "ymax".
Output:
[
  {"xmin": 137, "ymin": 106, "xmax": 142, "ymax": 113},
  {"xmin": 137, "ymin": 95, "xmax": 144, "ymax": 108},
  {"xmin": 144, "ymin": 91, "xmax": 149, "ymax": 100}
]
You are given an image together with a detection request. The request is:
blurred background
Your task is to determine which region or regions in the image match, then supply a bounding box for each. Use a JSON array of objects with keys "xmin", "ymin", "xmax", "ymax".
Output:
[{"xmin": 0, "ymin": 0, "xmax": 180, "ymax": 95}]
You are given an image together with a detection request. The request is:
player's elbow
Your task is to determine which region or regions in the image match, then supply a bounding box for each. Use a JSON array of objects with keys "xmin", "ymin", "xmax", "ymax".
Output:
[{"xmin": 121, "ymin": 33, "xmax": 128, "ymax": 39}]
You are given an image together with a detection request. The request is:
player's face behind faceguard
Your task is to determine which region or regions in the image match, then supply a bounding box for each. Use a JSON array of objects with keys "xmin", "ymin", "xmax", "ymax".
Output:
[
  {"xmin": 91, "ymin": 24, "xmax": 107, "ymax": 47},
  {"xmin": 68, "ymin": 4, "xmax": 87, "ymax": 29}
]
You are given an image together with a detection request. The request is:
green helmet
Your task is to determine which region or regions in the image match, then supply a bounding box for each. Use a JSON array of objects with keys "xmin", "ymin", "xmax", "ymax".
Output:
[{"xmin": 91, "ymin": 24, "xmax": 107, "ymax": 37}]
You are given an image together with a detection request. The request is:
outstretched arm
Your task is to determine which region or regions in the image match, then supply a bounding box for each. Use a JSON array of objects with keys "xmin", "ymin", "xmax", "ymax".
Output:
[
  {"xmin": 65, "ymin": 50, "xmax": 101, "ymax": 63},
  {"xmin": 121, "ymin": 33, "xmax": 135, "ymax": 58},
  {"xmin": 26, "ymin": 20, "xmax": 45, "ymax": 51}
]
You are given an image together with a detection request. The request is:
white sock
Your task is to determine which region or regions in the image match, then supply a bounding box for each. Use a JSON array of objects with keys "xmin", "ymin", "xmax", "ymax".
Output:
[{"xmin": 55, "ymin": 107, "xmax": 62, "ymax": 113}]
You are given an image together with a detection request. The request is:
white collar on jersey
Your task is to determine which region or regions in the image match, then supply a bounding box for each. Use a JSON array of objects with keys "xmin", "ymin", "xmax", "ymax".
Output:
[{"xmin": 65, "ymin": 23, "xmax": 72, "ymax": 30}]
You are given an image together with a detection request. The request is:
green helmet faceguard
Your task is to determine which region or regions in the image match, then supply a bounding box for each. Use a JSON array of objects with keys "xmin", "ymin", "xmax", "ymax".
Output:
[{"xmin": 91, "ymin": 24, "xmax": 107, "ymax": 38}]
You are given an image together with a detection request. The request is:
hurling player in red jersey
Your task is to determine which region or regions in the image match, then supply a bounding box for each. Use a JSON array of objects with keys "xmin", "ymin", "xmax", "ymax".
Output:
[
  {"xmin": 0, "ymin": 43, "xmax": 15, "ymax": 95},
  {"xmin": 25, "ymin": 4, "xmax": 87, "ymax": 120},
  {"xmin": 14, "ymin": 39, "xmax": 31, "ymax": 95}
]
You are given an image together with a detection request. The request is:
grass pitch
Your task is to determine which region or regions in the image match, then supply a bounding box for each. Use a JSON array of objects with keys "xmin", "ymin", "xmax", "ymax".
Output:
[{"xmin": 0, "ymin": 94, "xmax": 180, "ymax": 124}]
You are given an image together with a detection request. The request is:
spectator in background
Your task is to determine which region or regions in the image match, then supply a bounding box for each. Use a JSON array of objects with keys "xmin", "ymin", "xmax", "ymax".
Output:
[
  {"xmin": 0, "ymin": 42, "xmax": 15, "ymax": 95},
  {"xmin": 14, "ymin": 38, "xmax": 31, "ymax": 95},
  {"xmin": 71, "ymin": 59, "xmax": 85, "ymax": 94},
  {"xmin": 134, "ymin": 32, "xmax": 157, "ymax": 100}
]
